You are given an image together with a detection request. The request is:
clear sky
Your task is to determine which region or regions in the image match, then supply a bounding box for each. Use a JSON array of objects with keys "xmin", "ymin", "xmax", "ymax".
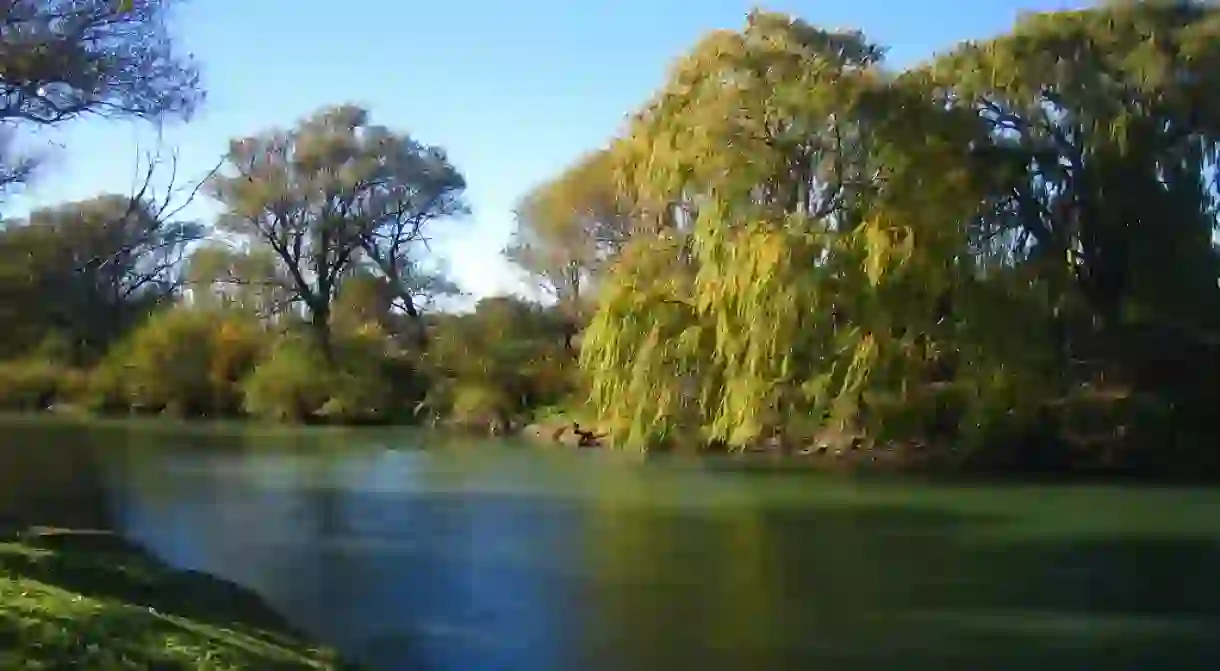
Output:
[{"xmin": 5, "ymin": 0, "xmax": 1084, "ymax": 303}]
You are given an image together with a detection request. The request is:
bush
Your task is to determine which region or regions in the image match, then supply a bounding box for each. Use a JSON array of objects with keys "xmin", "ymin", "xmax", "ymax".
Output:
[
  {"xmin": 208, "ymin": 315, "xmax": 267, "ymax": 414},
  {"xmin": 0, "ymin": 359, "xmax": 86, "ymax": 410},
  {"xmin": 76, "ymin": 360, "xmax": 129, "ymax": 413},
  {"xmin": 241, "ymin": 336, "xmax": 334, "ymax": 422},
  {"xmin": 100, "ymin": 307, "xmax": 266, "ymax": 416},
  {"xmin": 448, "ymin": 382, "xmax": 513, "ymax": 430}
]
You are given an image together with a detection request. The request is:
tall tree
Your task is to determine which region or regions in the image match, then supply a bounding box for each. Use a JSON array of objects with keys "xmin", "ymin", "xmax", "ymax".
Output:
[
  {"xmin": 354, "ymin": 127, "xmax": 467, "ymax": 324},
  {"xmin": 506, "ymin": 147, "xmax": 642, "ymax": 349},
  {"xmin": 579, "ymin": 10, "xmax": 1046, "ymax": 450},
  {"xmin": 926, "ymin": 0, "xmax": 1220, "ymax": 410},
  {"xmin": 572, "ymin": 3, "xmax": 1220, "ymax": 460},
  {"xmin": 208, "ymin": 104, "xmax": 467, "ymax": 358},
  {"xmin": 931, "ymin": 1, "xmax": 1220, "ymax": 323}
]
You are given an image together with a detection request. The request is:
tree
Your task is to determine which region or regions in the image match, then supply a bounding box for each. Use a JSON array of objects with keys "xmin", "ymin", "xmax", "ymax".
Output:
[
  {"xmin": 571, "ymin": 3, "xmax": 1220, "ymax": 467},
  {"xmin": 353, "ymin": 127, "xmax": 467, "ymax": 323},
  {"xmin": 0, "ymin": 0, "xmax": 202, "ymax": 125},
  {"xmin": 0, "ymin": 0, "xmax": 203, "ymax": 201},
  {"xmin": 578, "ymin": 10, "xmax": 1050, "ymax": 450},
  {"xmin": 185, "ymin": 243, "xmax": 297, "ymax": 320},
  {"xmin": 922, "ymin": 0, "xmax": 1220, "ymax": 437},
  {"xmin": 506, "ymin": 148, "xmax": 636, "ymax": 304},
  {"xmin": 0, "ymin": 149, "xmax": 209, "ymax": 361},
  {"xmin": 0, "ymin": 194, "xmax": 203, "ymax": 358},
  {"xmin": 208, "ymin": 104, "xmax": 468, "ymax": 358},
  {"xmin": 422, "ymin": 295, "xmax": 575, "ymax": 428}
]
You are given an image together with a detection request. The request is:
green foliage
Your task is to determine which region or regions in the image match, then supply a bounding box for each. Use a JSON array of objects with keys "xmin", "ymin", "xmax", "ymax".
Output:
[
  {"xmin": 317, "ymin": 329, "xmax": 427, "ymax": 423},
  {"xmin": 241, "ymin": 336, "xmax": 334, "ymax": 422},
  {"xmin": 422, "ymin": 296, "xmax": 576, "ymax": 427},
  {"xmin": 571, "ymin": 3, "xmax": 1220, "ymax": 469},
  {"xmin": 581, "ymin": 10, "xmax": 1007, "ymax": 450},
  {"xmin": 4, "ymin": 1, "xmax": 1220, "ymax": 479},
  {"xmin": 0, "ymin": 194, "xmax": 202, "ymax": 362},
  {"xmin": 0, "ymin": 359, "xmax": 85, "ymax": 411},
  {"xmin": 91, "ymin": 306, "xmax": 265, "ymax": 417},
  {"xmin": 447, "ymin": 383, "xmax": 514, "ymax": 429},
  {"xmin": 77, "ymin": 359, "xmax": 130, "ymax": 414},
  {"xmin": 208, "ymin": 104, "xmax": 468, "ymax": 354}
]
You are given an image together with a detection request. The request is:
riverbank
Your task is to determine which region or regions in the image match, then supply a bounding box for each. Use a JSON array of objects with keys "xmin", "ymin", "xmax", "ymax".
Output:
[
  {"xmin": 0, "ymin": 526, "xmax": 352, "ymax": 670},
  {"xmin": 8, "ymin": 402, "xmax": 1219, "ymax": 482}
]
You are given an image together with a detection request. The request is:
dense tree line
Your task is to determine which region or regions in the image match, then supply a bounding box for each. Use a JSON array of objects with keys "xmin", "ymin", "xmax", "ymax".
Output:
[
  {"xmin": 0, "ymin": 0, "xmax": 575, "ymax": 429},
  {"xmin": 4, "ymin": 1, "xmax": 1220, "ymax": 477},
  {"xmin": 511, "ymin": 2, "xmax": 1220, "ymax": 476}
]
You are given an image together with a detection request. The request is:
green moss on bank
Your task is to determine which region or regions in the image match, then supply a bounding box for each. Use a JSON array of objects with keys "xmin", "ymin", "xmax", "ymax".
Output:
[{"xmin": 0, "ymin": 529, "xmax": 351, "ymax": 670}]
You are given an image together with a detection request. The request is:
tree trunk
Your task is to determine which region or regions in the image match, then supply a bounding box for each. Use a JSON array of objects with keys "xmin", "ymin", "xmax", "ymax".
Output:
[
  {"xmin": 390, "ymin": 288, "xmax": 429, "ymax": 351},
  {"xmin": 310, "ymin": 304, "xmax": 334, "ymax": 363}
]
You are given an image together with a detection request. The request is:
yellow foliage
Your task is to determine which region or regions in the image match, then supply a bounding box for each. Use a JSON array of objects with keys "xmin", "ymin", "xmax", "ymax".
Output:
[{"xmin": 578, "ymin": 10, "xmax": 1060, "ymax": 451}]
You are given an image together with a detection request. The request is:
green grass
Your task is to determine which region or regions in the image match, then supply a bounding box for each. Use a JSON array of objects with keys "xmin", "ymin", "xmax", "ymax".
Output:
[{"xmin": 0, "ymin": 529, "xmax": 353, "ymax": 670}]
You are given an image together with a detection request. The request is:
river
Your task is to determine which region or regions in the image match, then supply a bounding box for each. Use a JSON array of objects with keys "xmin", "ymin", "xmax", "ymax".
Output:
[{"xmin": 2, "ymin": 415, "xmax": 1220, "ymax": 670}]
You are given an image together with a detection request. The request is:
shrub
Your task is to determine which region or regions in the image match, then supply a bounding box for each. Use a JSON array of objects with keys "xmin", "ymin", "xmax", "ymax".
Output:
[
  {"xmin": 0, "ymin": 359, "xmax": 86, "ymax": 410},
  {"xmin": 241, "ymin": 336, "xmax": 334, "ymax": 422},
  {"xmin": 97, "ymin": 306, "xmax": 266, "ymax": 416},
  {"xmin": 448, "ymin": 382, "xmax": 513, "ymax": 430}
]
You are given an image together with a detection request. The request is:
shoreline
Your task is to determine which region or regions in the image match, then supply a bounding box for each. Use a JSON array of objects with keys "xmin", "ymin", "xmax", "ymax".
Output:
[
  {"xmin": 6, "ymin": 410, "xmax": 1219, "ymax": 484},
  {"xmin": 0, "ymin": 524, "xmax": 354, "ymax": 670}
]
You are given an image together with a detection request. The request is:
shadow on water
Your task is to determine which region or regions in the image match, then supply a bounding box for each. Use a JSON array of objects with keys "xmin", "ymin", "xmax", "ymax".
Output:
[
  {"xmin": 3, "ymin": 416, "xmax": 1220, "ymax": 670},
  {"xmin": 0, "ymin": 416, "xmax": 114, "ymax": 532}
]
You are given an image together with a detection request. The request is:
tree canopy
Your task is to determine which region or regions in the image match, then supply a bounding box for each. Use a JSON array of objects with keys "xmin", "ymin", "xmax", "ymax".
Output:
[
  {"xmin": 558, "ymin": 3, "xmax": 1220, "ymax": 471},
  {"xmin": 208, "ymin": 104, "xmax": 468, "ymax": 356},
  {"xmin": 0, "ymin": 0, "xmax": 202, "ymax": 201},
  {"xmin": 0, "ymin": 0, "xmax": 202, "ymax": 125}
]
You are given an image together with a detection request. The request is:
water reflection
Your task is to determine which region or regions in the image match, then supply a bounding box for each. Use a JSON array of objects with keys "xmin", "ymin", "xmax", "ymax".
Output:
[
  {"xmin": 3, "ymin": 418, "xmax": 1220, "ymax": 670},
  {"xmin": 108, "ymin": 441, "xmax": 592, "ymax": 669}
]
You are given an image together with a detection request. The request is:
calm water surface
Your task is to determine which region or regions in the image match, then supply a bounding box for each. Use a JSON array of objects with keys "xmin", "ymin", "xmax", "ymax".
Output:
[{"xmin": 3, "ymin": 416, "xmax": 1220, "ymax": 670}]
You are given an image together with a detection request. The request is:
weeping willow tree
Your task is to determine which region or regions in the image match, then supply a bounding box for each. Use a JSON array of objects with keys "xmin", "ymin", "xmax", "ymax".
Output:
[{"xmin": 580, "ymin": 11, "xmax": 1060, "ymax": 451}]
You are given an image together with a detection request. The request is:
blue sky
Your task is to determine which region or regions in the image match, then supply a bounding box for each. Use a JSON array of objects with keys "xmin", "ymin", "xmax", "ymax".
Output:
[{"xmin": 6, "ymin": 0, "xmax": 1083, "ymax": 303}]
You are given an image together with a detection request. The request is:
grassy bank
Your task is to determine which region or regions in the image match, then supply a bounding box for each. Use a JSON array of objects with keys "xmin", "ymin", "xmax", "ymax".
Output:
[{"xmin": 0, "ymin": 528, "xmax": 352, "ymax": 670}]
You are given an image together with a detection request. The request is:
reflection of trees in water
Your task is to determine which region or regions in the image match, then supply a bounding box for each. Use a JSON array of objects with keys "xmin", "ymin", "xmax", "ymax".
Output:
[
  {"xmin": 110, "ymin": 435, "xmax": 330, "ymax": 634},
  {"xmin": 326, "ymin": 451, "xmax": 583, "ymax": 670},
  {"xmin": 578, "ymin": 472, "xmax": 1220, "ymax": 670},
  {"xmin": 21, "ymin": 423, "xmax": 1220, "ymax": 671},
  {"xmin": 579, "ymin": 471, "xmax": 788, "ymax": 668}
]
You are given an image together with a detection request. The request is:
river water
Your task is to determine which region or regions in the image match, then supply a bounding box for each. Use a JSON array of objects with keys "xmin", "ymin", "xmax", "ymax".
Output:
[{"xmin": 3, "ymin": 415, "xmax": 1220, "ymax": 670}]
